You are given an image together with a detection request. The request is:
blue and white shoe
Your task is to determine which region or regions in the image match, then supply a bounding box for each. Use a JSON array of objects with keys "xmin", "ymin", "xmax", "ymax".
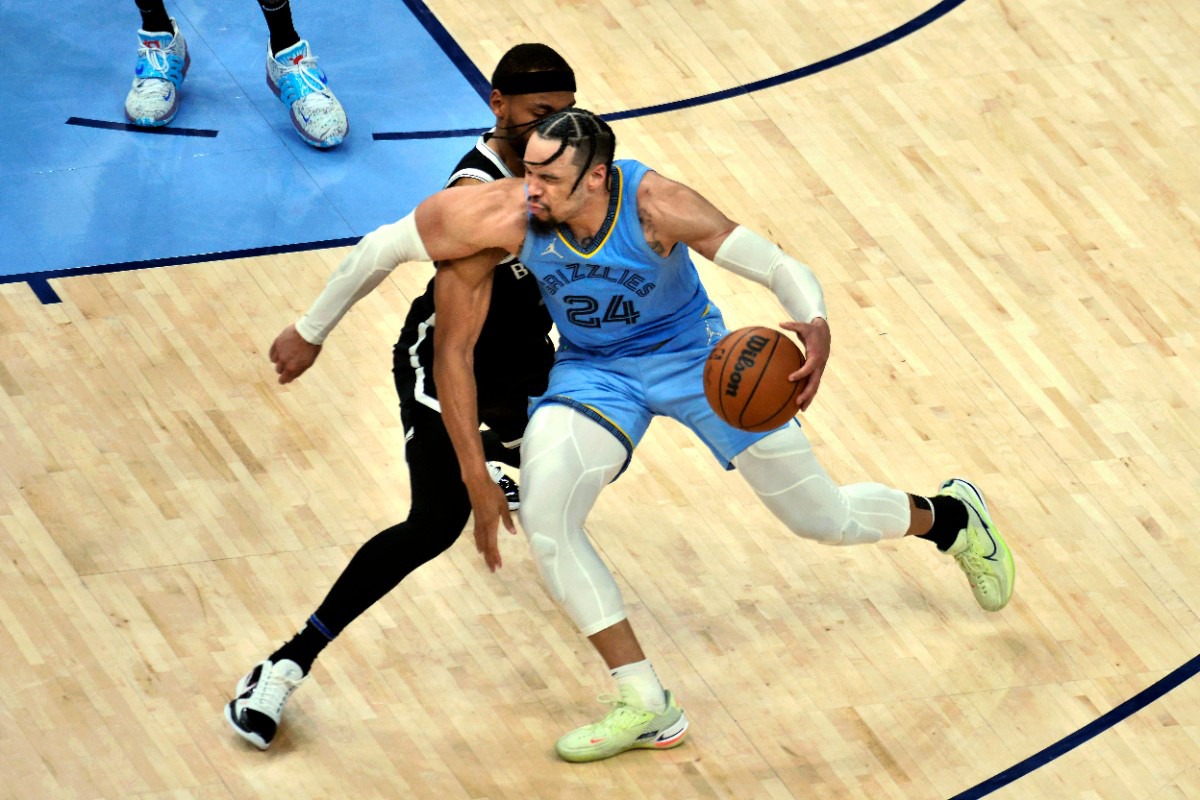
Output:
[
  {"xmin": 266, "ymin": 40, "xmax": 348, "ymax": 149},
  {"xmin": 124, "ymin": 19, "xmax": 189, "ymax": 127},
  {"xmin": 937, "ymin": 478, "xmax": 1016, "ymax": 612}
]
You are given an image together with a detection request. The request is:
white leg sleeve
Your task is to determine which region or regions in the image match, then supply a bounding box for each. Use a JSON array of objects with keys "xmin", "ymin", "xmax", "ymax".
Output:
[
  {"xmin": 518, "ymin": 404, "xmax": 629, "ymax": 636},
  {"xmin": 734, "ymin": 424, "xmax": 910, "ymax": 545}
]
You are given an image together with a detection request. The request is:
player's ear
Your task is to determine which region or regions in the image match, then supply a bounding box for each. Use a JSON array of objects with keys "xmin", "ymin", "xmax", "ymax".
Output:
[{"xmin": 489, "ymin": 89, "xmax": 506, "ymax": 118}]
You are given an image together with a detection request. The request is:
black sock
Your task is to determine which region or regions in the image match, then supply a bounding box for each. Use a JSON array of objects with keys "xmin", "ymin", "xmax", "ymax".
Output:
[
  {"xmin": 913, "ymin": 494, "xmax": 968, "ymax": 551},
  {"xmin": 135, "ymin": 0, "xmax": 173, "ymax": 34},
  {"xmin": 270, "ymin": 616, "xmax": 333, "ymax": 674},
  {"xmin": 259, "ymin": 0, "xmax": 300, "ymax": 55}
]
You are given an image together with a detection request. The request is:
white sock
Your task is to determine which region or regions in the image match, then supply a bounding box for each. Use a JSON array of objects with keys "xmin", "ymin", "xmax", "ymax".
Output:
[{"xmin": 611, "ymin": 659, "xmax": 666, "ymax": 713}]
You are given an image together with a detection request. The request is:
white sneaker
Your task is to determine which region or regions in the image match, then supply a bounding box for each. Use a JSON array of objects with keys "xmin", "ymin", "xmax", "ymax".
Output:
[
  {"xmin": 487, "ymin": 461, "xmax": 520, "ymax": 510},
  {"xmin": 124, "ymin": 19, "xmax": 189, "ymax": 126},
  {"xmin": 266, "ymin": 40, "xmax": 348, "ymax": 148},
  {"xmin": 224, "ymin": 658, "xmax": 305, "ymax": 749}
]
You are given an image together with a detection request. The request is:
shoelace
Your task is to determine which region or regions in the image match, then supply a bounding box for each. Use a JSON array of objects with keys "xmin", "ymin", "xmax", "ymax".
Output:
[
  {"xmin": 284, "ymin": 55, "xmax": 331, "ymax": 98},
  {"xmin": 257, "ymin": 668, "xmax": 305, "ymax": 714},
  {"xmin": 136, "ymin": 44, "xmax": 171, "ymax": 81},
  {"xmin": 953, "ymin": 529, "xmax": 992, "ymax": 591},
  {"xmin": 592, "ymin": 693, "xmax": 653, "ymax": 728}
]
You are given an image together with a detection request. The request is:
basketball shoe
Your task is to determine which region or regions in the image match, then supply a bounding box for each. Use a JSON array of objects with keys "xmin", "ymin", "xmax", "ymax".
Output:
[
  {"xmin": 555, "ymin": 685, "xmax": 689, "ymax": 762},
  {"xmin": 266, "ymin": 40, "xmax": 348, "ymax": 148},
  {"xmin": 124, "ymin": 20, "xmax": 189, "ymax": 127},
  {"xmin": 488, "ymin": 462, "xmax": 520, "ymax": 511},
  {"xmin": 224, "ymin": 658, "xmax": 306, "ymax": 749},
  {"xmin": 937, "ymin": 478, "xmax": 1015, "ymax": 612}
]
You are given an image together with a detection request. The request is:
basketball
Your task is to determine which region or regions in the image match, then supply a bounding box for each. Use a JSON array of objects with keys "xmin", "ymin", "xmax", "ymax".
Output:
[{"xmin": 703, "ymin": 326, "xmax": 805, "ymax": 432}]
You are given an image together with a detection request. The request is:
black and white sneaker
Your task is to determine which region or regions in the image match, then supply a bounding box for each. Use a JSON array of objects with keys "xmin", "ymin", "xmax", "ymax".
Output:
[
  {"xmin": 224, "ymin": 658, "xmax": 305, "ymax": 750},
  {"xmin": 487, "ymin": 461, "xmax": 521, "ymax": 511}
]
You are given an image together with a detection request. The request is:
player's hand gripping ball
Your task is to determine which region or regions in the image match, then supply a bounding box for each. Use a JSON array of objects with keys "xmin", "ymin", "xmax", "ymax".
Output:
[{"xmin": 703, "ymin": 326, "xmax": 807, "ymax": 432}]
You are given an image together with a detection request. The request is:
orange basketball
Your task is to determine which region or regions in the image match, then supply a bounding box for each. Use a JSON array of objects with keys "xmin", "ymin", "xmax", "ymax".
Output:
[{"xmin": 703, "ymin": 326, "xmax": 806, "ymax": 432}]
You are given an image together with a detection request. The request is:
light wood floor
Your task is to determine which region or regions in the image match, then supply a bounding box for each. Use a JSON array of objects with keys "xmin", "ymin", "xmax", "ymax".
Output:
[{"xmin": 3, "ymin": 0, "xmax": 1200, "ymax": 797}]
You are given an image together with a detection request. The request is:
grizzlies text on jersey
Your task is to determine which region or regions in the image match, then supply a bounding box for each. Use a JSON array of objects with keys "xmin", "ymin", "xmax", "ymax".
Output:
[{"xmin": 518, "ymin": 160, "xmax": 712, "ymax": 359}]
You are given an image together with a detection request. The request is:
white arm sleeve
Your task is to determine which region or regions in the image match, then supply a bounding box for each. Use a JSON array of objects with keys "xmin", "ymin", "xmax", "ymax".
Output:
[
  {"xmin": 711, "ymin": 225, "xmax": 828, "ymax": 323},
  {"xmin": 294, "ymin": 212, "xmax": 431, "ymax": 344}
]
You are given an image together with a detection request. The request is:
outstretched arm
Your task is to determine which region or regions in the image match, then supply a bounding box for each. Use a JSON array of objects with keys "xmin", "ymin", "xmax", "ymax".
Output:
[
  {"xmin": 432, "ymin": 248, "xmax": 515, "ymax": 573},
  {"xmin": 639, "ymin": 172, "xmax": 832, "ymax": 410},
  {"xmin": 270, "ymin": 180, "xmax": 527, "ymax": 383}
]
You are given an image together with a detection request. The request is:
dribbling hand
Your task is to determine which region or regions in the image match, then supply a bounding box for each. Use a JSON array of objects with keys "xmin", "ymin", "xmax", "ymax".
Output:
[
  {"xmin": 780, "ymin": 317, "xmax": 831, "ymax": 411},
  {"xmin": 270, "ymin": 324, "xmax": 322, "ymax": 384}
]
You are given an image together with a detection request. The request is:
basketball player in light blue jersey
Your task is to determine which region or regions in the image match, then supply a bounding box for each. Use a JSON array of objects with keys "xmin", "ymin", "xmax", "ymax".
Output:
[
  {"xmin": 281, "ymin": 108, "xmax": 1016, "ymax": 763},
  {"xmin": 520, "ymin": 154, "xmax": 759, "ymax": 466}
]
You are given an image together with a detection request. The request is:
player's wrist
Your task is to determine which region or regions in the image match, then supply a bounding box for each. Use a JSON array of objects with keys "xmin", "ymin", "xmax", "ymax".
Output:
[
  {"xmin": 462, "ymin": 462, "xmax": 493, "ymax": 488},
  {"xmin": 294, "ymin": 317, "xmax": 324, "ymax": 345}
]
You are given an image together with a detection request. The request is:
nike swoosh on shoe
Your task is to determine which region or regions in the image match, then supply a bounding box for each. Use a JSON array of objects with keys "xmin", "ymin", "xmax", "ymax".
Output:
[{"xmin": 972, "ymin": 508, "xmax": 1000, "ymax": 561}]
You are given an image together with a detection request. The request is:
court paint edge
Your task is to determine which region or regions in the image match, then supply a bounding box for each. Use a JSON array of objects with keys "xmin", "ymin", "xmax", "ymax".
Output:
[
  {"xmin": 397, "ymin": 0, "xmax": 490, "ymax": 103},
  {"xmin": 37, "ymin": 0, "xmax": 969, "ymax": 302},
  {"xmin": 2, "ymin": 237, "xmax": 361, "ymax": 304}
]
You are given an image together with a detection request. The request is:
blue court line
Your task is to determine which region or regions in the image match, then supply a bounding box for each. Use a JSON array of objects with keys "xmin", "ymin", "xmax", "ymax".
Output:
[
  {"xmin": 374, "ymin": 127, "xmax": 486, "ymax": 141},
  {"xmin": 1, "ymin": 236, "xmax": 360, "ymax": 305},
  {"xmin": 26, "ymin": 278, "xmax": 61, "ymax": 305},
  {"xmin": 604, "ymin": 0, "xmax": 967, "ymax": 121},
  {"xmin": 373, "ymin": 0, "xmax": 969, "ymax": 138},
  {"xmin": 65, "ymin": 116, "xmax": 219, "ymax": 138},
  {"xmin": 398, "ymin": 0, "xmax": 490, "ymax": 103},
  {"xmin": 950, "ymin": 652, "xmax": 1200, "ymax": 798}
]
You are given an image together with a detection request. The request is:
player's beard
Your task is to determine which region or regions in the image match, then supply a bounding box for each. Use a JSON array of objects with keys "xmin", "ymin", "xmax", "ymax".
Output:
[{"xmin": 529, "ymin": 212, "xmax": 556, "ymax": 235}]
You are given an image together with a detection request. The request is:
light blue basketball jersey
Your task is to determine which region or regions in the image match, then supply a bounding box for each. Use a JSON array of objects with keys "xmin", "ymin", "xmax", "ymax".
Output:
[
  {"xmin": 518, "ymin": 159, "xmax": 712, "ymax": 358},
  {"xmin": 520, "ymin": 159, "xmax": 792, "ymax": 473}
]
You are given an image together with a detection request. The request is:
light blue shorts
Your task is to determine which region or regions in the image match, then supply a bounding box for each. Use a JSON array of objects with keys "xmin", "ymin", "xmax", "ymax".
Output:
[{"xmin": 529, "ymin": 309, "xmax": 796, "ymax": 477}]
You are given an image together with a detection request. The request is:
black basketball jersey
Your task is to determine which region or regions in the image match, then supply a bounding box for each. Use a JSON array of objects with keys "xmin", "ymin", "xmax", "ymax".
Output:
[{"xmin": 395, "ymin": 133, "xmax": 554, "ymax": 411}]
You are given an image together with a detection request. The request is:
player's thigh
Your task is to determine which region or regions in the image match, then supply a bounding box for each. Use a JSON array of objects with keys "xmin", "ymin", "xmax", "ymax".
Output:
[
  {"xmin": 529, "ymin": 353, "xmax": 651, "ymax": 463},
  {"xmin": 520, "ymin": 402, "xmax": 628, "ymax": 522}
]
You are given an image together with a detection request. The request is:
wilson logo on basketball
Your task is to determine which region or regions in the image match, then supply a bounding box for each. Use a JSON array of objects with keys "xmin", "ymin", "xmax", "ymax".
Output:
[
  {"xmin": 704, "ymin": 326, "xmax": 804, "ymax": 433},
  {"xmin": 723, "ymin": 334, "xmax": 770, "ymax": 397}
]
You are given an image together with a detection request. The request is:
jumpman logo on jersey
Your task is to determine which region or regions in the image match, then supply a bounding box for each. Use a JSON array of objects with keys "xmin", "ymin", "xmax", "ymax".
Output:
[{"xmin": 541, "ymin": 240, "xmax": 564, "ymax": 259}]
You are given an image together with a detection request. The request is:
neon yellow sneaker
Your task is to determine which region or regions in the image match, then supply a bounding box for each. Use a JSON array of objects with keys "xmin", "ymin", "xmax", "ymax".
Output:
[
  {"xmin": 555, "ymin": 685, "xmax": 689, "ymax": 762},
  {"xmin": 938, "ymin": 478, "xmax": 1015, "ymax": 612}
]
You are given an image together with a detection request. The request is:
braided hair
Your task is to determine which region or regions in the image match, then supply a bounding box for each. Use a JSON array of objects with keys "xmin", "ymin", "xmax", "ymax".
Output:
[{"xmin": 524, "ymin": 108, "xmax": 616, "ymax": 194}]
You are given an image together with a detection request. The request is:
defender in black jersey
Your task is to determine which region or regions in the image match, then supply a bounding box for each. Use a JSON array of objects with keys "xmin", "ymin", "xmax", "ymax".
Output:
[
  {"xmin": 225, "ymin": 45, "xmax": 576, "ymax": 751},
  {"xmin": 394, "ymin": 138, "xmax": 555, "ymax": 474}
]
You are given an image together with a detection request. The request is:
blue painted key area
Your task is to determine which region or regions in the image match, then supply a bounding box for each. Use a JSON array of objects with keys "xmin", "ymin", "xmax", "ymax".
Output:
[{"xmin": 0, "ymin": 0, "xmax": 486, "ymax": 278}]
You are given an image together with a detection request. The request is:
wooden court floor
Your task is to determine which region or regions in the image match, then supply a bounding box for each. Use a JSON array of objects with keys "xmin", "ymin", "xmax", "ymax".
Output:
[{"xmin": 2, "ymin": 0, "xmax": 1199, "ymax": 797}]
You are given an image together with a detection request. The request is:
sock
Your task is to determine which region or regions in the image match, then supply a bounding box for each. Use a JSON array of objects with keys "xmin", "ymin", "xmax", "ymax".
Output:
[
  {"xmin": 913, "ymin": 494, "xmax": 968, "ymax": 551},
  {"xmin": 611, "ymin": 659, "xmax": 666, "ymax": 713},
  {"xmin": 258, "ymin": 0, "xmax": 300, "ymax": 56},
  {"xmin": 135, "ymin": 0, "xmax": 173, "ymax": 34},
  {"xmin": 270, "ymin": 615, "xmax": 334, "ymax": 674}
]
